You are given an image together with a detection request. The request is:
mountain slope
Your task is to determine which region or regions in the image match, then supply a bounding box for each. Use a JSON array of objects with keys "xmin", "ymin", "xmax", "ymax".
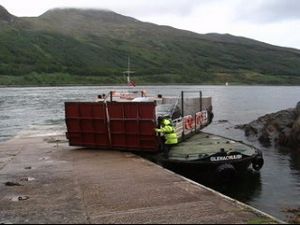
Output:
[
  {"xmin": 0, "ymin": 6, "xmax": 300, "ymax": 85},
  {"xmin": 0, "ymin": 5, "xmax": 15, "ymax": 22}
]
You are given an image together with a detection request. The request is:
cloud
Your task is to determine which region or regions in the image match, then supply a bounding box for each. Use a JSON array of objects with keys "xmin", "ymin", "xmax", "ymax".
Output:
[
  {"xmin": 135, "ymin": 0, "xmax": 236, "ymax": 33},
  {"xmin": 235, "ymin": 0, "xmax": 300, "ymax": 23},
  {"xmin": 108, "ymin": 0, "xmax": 203, "ymax": 17},
  {"xmin": 0, "ymin": 0, "xmax": 212, "ymax": 18}
]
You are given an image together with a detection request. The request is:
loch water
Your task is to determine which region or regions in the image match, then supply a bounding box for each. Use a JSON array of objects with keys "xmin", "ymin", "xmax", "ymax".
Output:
[{"xmin": 0, "ymin": 85, "xmax": 299, "ymax": 221}]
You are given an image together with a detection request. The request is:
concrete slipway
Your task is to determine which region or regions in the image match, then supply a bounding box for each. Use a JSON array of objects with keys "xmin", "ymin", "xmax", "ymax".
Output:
[{"xmin": 0, "ymin": 134, "xmax": 282, "ymax": 224}]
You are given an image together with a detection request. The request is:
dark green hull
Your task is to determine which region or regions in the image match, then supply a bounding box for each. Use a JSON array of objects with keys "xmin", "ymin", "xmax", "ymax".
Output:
[{"xmin": 156, "ymin": 132, "xmax": 264, "ymax": 182}]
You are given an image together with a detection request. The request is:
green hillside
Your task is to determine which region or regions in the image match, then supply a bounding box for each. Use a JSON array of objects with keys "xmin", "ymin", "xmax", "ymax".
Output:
[{"xmin": 0, "ymin": 6, "xmax": 300, "ymax": 85}]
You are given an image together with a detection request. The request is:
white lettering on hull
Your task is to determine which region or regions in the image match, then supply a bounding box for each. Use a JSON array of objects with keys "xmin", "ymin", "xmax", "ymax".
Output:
[{"xmin": 210, "ymin": 155, "xmax": 242, "ymax": 162}]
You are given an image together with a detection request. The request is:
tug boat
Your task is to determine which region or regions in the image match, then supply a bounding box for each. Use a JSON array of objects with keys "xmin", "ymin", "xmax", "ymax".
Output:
[{"xmin": 159, "ymin": 132, "xmax": 264, "ymax": 181}]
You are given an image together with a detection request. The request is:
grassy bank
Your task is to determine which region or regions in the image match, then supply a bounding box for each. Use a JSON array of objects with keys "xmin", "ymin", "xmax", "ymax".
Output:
[
  {"xmin": 1, "ymin": 72, "xmax": 300, "ymax": 86},
  {"xmin": 0, "ymin": 73, "xmax": 124, "ymax": 86}
]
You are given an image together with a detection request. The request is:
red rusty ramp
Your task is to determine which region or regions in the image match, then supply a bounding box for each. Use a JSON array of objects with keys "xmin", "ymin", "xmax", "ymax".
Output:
[{"xmin": 65, "ymin": 102, "xmax": 159, "ymax": 152}]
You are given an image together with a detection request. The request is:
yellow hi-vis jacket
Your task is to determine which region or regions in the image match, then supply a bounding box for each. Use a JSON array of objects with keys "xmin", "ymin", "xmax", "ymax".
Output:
[{"xmin": 156, "ymin": 125, "xmax": 178, "ymax": 145}]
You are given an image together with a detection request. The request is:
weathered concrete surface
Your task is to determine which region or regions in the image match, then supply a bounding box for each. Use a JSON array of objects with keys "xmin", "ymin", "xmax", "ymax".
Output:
[{"xmin": 0, "ymin": 135, "xmax": 280, "ymax": 224}]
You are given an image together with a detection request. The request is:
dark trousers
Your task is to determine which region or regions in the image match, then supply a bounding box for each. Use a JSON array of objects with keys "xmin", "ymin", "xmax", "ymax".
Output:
[
  {"xmin": 163, "ymin": 144, "xmax": 171, "ymax": 158},
  {"xmin": 160, "ymin": 137, "xmax": 171, "ymax": 158}
]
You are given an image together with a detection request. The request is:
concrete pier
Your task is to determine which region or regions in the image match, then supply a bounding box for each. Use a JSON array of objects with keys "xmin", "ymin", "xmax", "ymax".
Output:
[{"xmin": 0, "ymin": 134, "xmax": 280, "ymax": 224}]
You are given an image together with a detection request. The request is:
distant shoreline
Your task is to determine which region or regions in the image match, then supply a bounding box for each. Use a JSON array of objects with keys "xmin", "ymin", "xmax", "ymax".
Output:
[{"xmin": 1, "ymin": 83, "xmax": 300, "ymax": 88}]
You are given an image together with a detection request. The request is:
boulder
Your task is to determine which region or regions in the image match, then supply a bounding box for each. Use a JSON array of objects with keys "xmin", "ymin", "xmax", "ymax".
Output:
[{"xmin": 236, "ymin": 102, "xmax": 300, "ymax": 150}]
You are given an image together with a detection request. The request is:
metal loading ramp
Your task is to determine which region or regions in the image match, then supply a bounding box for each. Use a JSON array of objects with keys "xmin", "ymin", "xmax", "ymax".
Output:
[{"xmin": 65, "ymin": 102, "xmax": 159, "ymax": 152}]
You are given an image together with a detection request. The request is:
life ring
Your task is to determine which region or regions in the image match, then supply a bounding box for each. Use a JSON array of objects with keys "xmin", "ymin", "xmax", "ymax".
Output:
[
  {"xmin": 120, "ymin": 93, "xmax": 134, "ymax": 99},
  {"xmin": 203, "ymin": 111, "xmax": 208, "ymax": 124},
  {"xmin": 184, "ymin": 115, "xmax": 194, "ymax": 130},
  {"xmin": 201, "ymin": 111, "xmax": 208, "ymax": 125},
  {"xmin": 196, "ymin": 112, "xmax": 203, "ymax": 126}
]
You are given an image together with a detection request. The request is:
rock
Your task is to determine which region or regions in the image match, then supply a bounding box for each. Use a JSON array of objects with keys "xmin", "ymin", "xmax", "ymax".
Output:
[
  {"xmin": 20, "ymin": 177, "xmax": 36, "ymax": 182},
  {"xmin": 11, "ymin": 196, "xmax": 30, "ymax": 202},
  {"xmin": 4, "ymin": 182, "xmax": 23, "ymax": 187},
  {"xmin": 217, "ymin": 120, "xmax": 229, "ymax": 123},
  {"xmin": 290, "ymin": 117, "xmax": 300, "ymax": 147},
  {"xmin": 296, "ymin": 102, "xmax": 300, "ymax": 114},
  {"xmin": 236, "ymin": 102, "xmax": 300, "ymax": 150},
  {"xmin": 283, "ymin": 207, "xmax": 300, "ymax": 224}
]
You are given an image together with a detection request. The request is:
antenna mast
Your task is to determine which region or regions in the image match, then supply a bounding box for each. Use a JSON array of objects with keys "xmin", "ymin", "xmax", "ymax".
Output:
[{"xmin": 123, "ymin": 56, "xmax": 135, "ymax": 85}]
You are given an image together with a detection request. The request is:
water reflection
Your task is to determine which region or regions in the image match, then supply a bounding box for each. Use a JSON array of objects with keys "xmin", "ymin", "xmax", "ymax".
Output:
[
  {"xmin": 164, "ymin": 162, "xmax": 263, "ymax": 205},
  {"xmin": 281, "ymin": 148, "xmax": 300, "ymax": 182},
  {"xmin": 207, "ymin": 170, "xmax": 262, "ymax": 204}
]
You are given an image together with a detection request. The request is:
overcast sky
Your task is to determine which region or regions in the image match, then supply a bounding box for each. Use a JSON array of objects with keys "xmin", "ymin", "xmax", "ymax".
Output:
[{"xmin": 0, "ymin": 0, "xmax": 299, "ymax": 50}]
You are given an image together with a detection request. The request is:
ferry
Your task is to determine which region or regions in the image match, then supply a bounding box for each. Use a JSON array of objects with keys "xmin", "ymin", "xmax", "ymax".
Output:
[
  {"xmin": 64, "ymin": 59, "xmax": 264, "ymax": 180},
  {"xmin": 65, "ymin": 89, "xmax": 264, "ymax": 180}
]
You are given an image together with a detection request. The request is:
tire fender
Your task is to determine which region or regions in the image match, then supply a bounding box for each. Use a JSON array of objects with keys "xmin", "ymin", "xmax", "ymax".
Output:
[{"xmin": 215, "ymin": 163, "xmax": 236, "ymax": 182}]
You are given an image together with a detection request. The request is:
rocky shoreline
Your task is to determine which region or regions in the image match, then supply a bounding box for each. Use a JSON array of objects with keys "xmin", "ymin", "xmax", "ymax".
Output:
[{"xmin": 236, "ymin": 102, "xmax": 300, "ymax": 150}]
